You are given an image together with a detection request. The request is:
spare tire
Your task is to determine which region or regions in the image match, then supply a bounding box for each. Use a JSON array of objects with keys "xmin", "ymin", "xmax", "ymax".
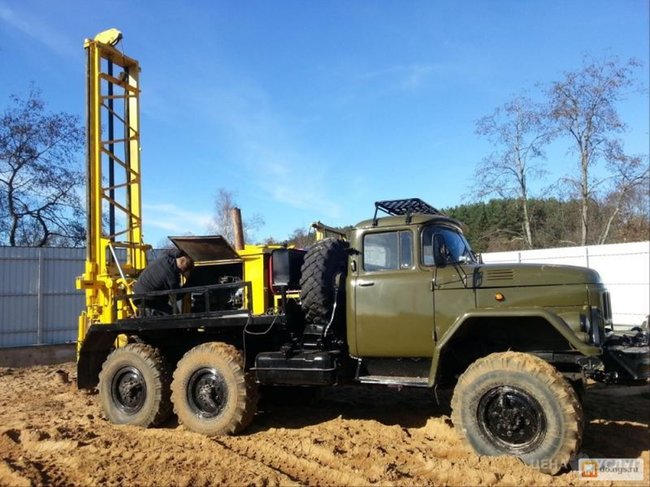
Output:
[{"xmin": 300, "ymin": 238, "xmax": 349, "ymax": 325}]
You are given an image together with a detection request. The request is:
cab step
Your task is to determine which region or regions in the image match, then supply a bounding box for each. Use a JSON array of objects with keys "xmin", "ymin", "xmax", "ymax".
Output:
[{"xmin": 357, "ymin": 375, "xmax": 429, "ymax": 387}]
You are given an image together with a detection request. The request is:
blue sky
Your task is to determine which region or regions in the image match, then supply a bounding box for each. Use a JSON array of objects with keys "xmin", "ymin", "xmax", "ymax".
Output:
[{"xmin": 1, "ymin": 0, "xmax": 648, "ymax": 245}]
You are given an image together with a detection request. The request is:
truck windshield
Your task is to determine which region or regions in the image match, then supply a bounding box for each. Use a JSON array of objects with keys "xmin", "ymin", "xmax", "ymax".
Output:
[{"xmin": 422, "ymin": 226, "xmax": 476, "ymax": 266}]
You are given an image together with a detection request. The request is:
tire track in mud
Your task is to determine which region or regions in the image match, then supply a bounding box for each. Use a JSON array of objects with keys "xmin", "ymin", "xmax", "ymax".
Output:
[
  {"xmin": 249, "ymin": 409, "xmax": 556, "ymax": 486},
  {"xmin": 254, "ymin": 389, "xmax": 455, "ymax": 484},
  {"xmin": 156, "ymin": 429, "xmax": 298, "ymax": 486},
  {"xmin": 0, "ymin": 430, "xmax": 48, "ymax": 487},
  {"xmin": 70, "ymin": 425, "xmax": 298, "ymax": 486},
  {"xmin": 0, "ymin": 369, "xmax": 102, "ymax": 487},
  {"xmin": 225, "ymin": 418, "xmax": 444, "ymax": 485},
  {"xmin": 327, "ymin": 419, "xmax": 465, "ymax": 484},
  {"xmin": 302, "ymin": 419, "xmax": 423, "ymax": 483},
  {"xmin": 212, "ymin": 436, "xmax": 304, "ymax": 486},
  {"xmin": 1, "ymin": 427, "xmax": 78, "ymax": 487},
  {"xmin": 1, "ymin": 365, "xmax": 288, "ymax": 487},
  {"xmin": 217, "ymin": 432, "xmax": 376, "ymax": 486},
  {"xmin": 251, "ymin": 404, "xmax": 479, "ymax": 485}
]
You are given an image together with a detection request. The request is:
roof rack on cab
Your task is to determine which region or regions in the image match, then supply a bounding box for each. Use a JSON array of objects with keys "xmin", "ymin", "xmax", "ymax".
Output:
[{"xmin": 373, "ymin": 198, "xmax": 442, "ymax": 226}]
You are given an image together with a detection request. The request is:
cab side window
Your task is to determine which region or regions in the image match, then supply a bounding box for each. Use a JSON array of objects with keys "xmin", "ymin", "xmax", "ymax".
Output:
[{"xmin": 363, "ymin": 231, "xmax": 412, "ymax": 271}]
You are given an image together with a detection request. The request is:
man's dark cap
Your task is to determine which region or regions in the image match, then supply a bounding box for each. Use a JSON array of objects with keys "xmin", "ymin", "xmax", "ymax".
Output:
[{"xmin": 168, "ymin": 248, "xmax": 188, "ymax": 259}]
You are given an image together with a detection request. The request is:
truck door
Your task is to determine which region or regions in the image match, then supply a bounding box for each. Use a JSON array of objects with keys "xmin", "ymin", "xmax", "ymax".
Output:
[
  {"xmin": 351, "ymin": 229, "xmax": 435, "ymax": 357},
  {"xmin": 421, "ymin": 225, "xmax": 477, "ymax": 339}
]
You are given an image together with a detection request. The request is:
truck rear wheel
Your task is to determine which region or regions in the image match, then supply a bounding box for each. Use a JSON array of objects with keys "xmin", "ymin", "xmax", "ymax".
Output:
[
  {"xmin": 451, "ymin": 351, "xmax": 583, "ymax": 474},
  {"xmin": 300, "ymin": 237, "xmax": 348, "ymax": 325},
  {"xmin": 171, "ymin": 342, "xmax": 258, "ymax": 436},
  {"xmin": 98, "ymin": 343, "xmax": 172, "ymax": 427}
]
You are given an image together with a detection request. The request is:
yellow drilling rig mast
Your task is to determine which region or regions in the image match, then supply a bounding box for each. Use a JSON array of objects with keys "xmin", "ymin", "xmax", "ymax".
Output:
[
  {"xmin": 76, "ymin": 29, "xmax": 149, "ymax": 347},
  {"xmin": 75, "ymin": 29, "xmax": 300, "ymax": 353}
]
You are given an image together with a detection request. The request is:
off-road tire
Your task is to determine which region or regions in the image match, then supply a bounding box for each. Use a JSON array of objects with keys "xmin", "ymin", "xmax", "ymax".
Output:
[
  {"xmin": 567, "ymin": 377, "xmax": 586, "ymax": 404},
  {"xmin": 300, "ymin": 238, "xmax": 349, "ymax": 325},
  {"xmin": 98, "ymin": 343, "xmax": 172, "ymax": 427},
  {"xmin": 451, "ymin": 351, "xmax": 583, "ymax": 475},
  {"xmin": 171, "ymin": 342, "xmax": 258, "ymax": 436}
]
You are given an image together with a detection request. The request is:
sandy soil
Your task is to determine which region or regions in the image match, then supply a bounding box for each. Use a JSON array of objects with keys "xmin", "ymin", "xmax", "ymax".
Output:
[{"xmin": 0, "ymin": 363, "xmax": 648, "ymax": 486}]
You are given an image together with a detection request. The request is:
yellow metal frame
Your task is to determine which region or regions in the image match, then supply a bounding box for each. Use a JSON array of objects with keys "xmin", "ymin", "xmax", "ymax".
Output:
[
  {"xmin": 76, "ymin": 34, "xmax": 149, "ymax": 351},
  {"xmin": 273, "ymin": 292, "xmax": 301, "ymax": 313},
  {"xmin": 239, "ymin": 244, "xmax": 304, "ymax": 315},
  {"xmin": 239, "ymin": 245, "xmax": 272, "ymax": 315},
  {"xmin": 312, "ymin": 221, "xmax": 347, "ymax": 241}
]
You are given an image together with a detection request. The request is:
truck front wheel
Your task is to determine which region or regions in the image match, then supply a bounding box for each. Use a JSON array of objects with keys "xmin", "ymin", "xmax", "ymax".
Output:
[
  {"xmin": 171, "ymin": 342, "xmax": 258, "ymax": 436},
  {"xmin": 451, "ymin": 351, "xmax": 583, "ymax": 474},
  {"xmin": 98, "ymin": 343, "xmax": 172, "ymax": 427}
]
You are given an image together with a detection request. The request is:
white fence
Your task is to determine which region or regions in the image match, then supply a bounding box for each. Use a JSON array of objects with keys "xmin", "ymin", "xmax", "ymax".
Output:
[
  {"xmin": 0, "ymin": 247, "xmax": 85, "ymax": 348},
  {"xmin": 483, "ymin": 241, "xmax": 650, "ymax": 329}
]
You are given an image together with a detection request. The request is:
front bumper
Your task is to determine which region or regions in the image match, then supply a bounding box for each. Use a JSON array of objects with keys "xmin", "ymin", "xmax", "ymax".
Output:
[{"xmin": 581, "ymin": 328, "xmax": 650, "ymax": 384}]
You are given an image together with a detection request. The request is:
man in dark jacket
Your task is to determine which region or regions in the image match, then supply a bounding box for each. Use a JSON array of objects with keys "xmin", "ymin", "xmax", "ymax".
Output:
[{"xmin": 134, "ymin": 250, "xmax": 194, "ymax": 315}]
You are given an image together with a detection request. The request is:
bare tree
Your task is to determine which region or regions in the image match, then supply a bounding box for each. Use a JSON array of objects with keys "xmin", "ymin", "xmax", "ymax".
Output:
[
  {"xmin": 472, "ymin": 96, "xmax": 548, "ymax": 248},
  {"xmin": 208, "ymin": 188, "xmax": 264, "ymax": 244},
  {"xmin": 598, "ymin": 146, "xmax": 649, "ymax": 244},
  {"xmin": 606, "ymin": 181, "xmax": 650, "ymax": 243},
  {"xmin": 546, "ymin": 57, "xmax": 643, "ymax": 245},
  {"xmin": 287, "ymin": 227, "xmax": 315, "ymax": 249},
  {"xmin": 210, "ymin": 188, "xmax": 237, "ymax": 243},
  {"xmin": 0, "ymin": 89, "xmax": 85, "ymax": 246},
  {"xmin": 262, "ymin": 227, "xmax": 314, "ymax": 248}
]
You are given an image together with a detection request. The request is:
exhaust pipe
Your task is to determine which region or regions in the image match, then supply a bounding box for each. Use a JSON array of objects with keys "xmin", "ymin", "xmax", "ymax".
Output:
[{"xmin": 230, "ymin": 207, "xmax": 245, "ymax": 251}]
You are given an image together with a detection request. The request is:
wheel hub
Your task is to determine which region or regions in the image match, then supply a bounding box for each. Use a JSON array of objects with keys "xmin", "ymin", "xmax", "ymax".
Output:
[
  {"xmin": 477, "ymin": 386, "xmax": 546, "ymax": 453},
  {"xmin": 187, "ymin": 367, "xmax": 228, "ymax": 418},
  {"xmin": 111, "ymin": 366, "xmax": 146, "ymax": 414}
]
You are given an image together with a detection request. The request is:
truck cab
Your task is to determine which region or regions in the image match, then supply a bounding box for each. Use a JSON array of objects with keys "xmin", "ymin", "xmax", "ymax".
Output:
[{"xmin": 326, "ymin": 201, "xmax": 612, "ymax": 390}]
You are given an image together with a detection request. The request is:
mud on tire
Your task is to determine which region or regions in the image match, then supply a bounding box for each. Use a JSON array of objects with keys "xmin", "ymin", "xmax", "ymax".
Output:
[
  {"xmin": 171, "ymin": 342, "xmax": 258, "ymax": 436},
  {"xmin": 299, "ymin": 238, "xmax": 349, "ymax": 325},
  {"xmin": 451, "ymin": 351, "xmax": 583, "ymax": 475},
  {"xmin": 98, "ymin": 343, "xmax": 172, "ymax": 427}
]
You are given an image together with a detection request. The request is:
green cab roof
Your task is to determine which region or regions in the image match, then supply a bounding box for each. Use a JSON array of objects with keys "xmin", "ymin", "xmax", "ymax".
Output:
[{"xmin": 354, "ymin": 213, "xmax": 464, "ymax": 230}]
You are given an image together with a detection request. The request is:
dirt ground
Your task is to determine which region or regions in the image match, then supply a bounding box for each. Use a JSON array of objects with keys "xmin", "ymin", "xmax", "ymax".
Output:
[{"xmin": 0, "ymin": 363, "xmax": 648, "ymax": 487}]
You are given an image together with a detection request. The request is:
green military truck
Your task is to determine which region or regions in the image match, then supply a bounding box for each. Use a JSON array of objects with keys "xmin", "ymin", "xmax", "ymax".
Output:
[{"xmin": 78, "ymin": 198, "xmax": 649, "ymax": 474}]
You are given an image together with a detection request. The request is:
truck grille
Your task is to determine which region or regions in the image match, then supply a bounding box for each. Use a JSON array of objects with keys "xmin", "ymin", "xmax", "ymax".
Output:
[
  {"xmin": 601, "ymin": 291, "xmax": 612, "ymax": 322},
  {"xmin": 486, "ymin": 269, "xmax": 514, "ymax": 281}
]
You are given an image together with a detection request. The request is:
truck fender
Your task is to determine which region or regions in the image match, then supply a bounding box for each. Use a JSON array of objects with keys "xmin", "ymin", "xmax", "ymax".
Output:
[
  {"xmin": 427, "ymin": 308, "xmax": 601, "ymax": 386},
  {"xmin": 77, "ymin": 324, "xmax": 120, "ymax": 389}
]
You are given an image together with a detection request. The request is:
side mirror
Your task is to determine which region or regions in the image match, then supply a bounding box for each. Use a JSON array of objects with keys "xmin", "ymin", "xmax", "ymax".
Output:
[{"xmin": 432, "ymin": 234, "xmax": 448, "ymax": 266}]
